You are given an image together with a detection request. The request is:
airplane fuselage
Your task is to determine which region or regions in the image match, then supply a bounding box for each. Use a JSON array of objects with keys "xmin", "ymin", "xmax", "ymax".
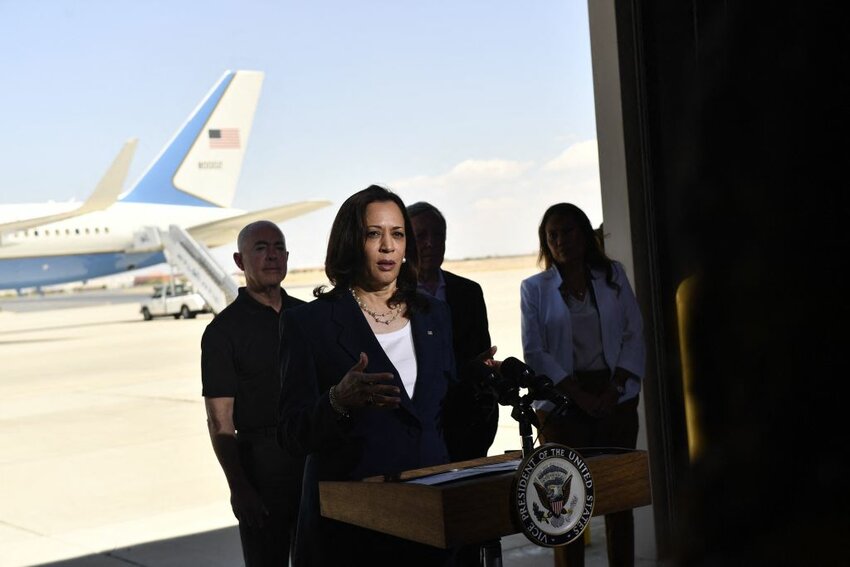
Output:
[
  {"xmin": 0, "ymin": 70, "xmax": 328, "ymax": 292},
  {"xmin": 0, "ymin": 203, "xmax": 242, "ymax": 289}
]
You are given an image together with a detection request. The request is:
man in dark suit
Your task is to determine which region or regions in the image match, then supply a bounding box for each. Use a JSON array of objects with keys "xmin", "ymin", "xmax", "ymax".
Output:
[
  {"xmin": 407, "ymin": 201, "xmax": 498, "ymax": 461},
  {"xmin": 408, "ymin": 202, "xmax": 499, "ymax": 567}
]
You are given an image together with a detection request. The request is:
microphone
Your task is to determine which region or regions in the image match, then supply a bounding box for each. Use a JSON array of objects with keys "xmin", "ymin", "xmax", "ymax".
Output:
[
  {"xmin": 526, "ymin": 374, "xmax": 570, "ymax": 408},
  {"xmin": 466, "ymin": 358, "xmax": 519, "ymax": 407},
  {"xmin": 499, "ymin": 357, "xmax": 535, "ymax": 387},
  {"xmin": 499, "ymin": 357, "xmax": 570, "ymax": 408}
]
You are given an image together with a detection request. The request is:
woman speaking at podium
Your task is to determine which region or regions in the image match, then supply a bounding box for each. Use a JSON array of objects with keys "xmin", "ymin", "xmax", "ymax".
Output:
[
  {"xmin": 520, "ymin": 203, "xmax": 646, "ymax": 567},
  {"xmin": 277, "ymin": 185, "xmax": 462, "ymax": 566}
]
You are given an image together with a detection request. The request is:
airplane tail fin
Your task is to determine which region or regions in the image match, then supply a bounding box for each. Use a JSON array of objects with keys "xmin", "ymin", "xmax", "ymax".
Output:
[
  {"xmin": 120, "ymin": 70, "xmax": 264, "ymax": 208},
  {"xmin": 0, "ymin": 139, "xmax": 137, "ymax": 235}
]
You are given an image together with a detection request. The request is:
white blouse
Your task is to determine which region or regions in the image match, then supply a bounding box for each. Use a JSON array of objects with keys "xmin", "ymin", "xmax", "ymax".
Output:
[
  {"xmin": 375, "ymin": 321, "xmax": 418, "ymax": 399},
  {"xmin": 566, "ymin": 292, "xmax": 608, "ymax": 372}
]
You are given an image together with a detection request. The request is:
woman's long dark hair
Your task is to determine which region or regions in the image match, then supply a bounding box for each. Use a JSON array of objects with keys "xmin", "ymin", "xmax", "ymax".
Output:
[
  {"xmin": 314, "ymin": 185, "xmax": 427, "ymax": 314},
  {"xmin": 536, "ymin": 202, "xmax": 619, "ymax": 292}
]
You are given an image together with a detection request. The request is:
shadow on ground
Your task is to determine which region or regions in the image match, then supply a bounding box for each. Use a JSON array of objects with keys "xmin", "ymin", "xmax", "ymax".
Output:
[{"xmin": 32, "ymin": 526, "xmax": 243, "ymax": 567}]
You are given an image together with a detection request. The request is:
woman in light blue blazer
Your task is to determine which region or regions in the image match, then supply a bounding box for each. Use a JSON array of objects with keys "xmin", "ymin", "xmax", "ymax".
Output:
[{"xmin": 520, "ymin": 202, "xmax": 645, "ymax": 567}]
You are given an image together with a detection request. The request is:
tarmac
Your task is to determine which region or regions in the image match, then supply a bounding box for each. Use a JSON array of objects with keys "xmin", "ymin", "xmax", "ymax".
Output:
[{"xmin": 0, "ymin": 256, "xmax": 659, "ymax": 566}]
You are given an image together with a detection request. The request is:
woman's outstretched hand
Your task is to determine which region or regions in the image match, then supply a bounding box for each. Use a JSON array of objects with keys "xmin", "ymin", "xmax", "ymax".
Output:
[{"xmin": 334, "ymin": 352, "xmax": 401, "ymax": 410}]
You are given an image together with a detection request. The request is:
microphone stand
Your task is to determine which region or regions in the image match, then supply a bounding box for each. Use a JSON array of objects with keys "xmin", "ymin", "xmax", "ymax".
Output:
[
  {"xmin": 481, "ymin": 392, "xmax": 546, "ymax": 567},
  {"xmin": 513, "ymin": 393, "xmax": 541, "ymax": 458}
]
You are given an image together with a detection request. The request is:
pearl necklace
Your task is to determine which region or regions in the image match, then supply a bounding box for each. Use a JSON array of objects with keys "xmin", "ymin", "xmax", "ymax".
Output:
[{"xmin": 350, "ymin": 288, "xmax": 402, "ymax": 325}]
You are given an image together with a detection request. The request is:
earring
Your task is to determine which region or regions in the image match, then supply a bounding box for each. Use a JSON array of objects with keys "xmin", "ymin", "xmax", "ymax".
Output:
[{"xmin": 402, "ymin": 257, "xmax": 407, "ymax": 263}]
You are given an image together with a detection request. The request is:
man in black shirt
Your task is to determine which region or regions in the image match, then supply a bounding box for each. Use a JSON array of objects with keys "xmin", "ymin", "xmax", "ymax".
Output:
[{"xmin": 202, "ymin": 220, "xmax": 304, "ymax": 566}]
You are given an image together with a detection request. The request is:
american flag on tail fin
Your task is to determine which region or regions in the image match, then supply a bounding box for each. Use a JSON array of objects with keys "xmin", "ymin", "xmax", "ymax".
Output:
[{"xmin": 208, "ymin": 128, "xmax": 241, "ymax": 149}]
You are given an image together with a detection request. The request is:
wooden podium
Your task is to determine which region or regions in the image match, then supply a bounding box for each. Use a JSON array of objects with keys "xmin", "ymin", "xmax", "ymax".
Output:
[{"xmin": 319, "ymin": 449, "xmax": 651, "ymax": 549}]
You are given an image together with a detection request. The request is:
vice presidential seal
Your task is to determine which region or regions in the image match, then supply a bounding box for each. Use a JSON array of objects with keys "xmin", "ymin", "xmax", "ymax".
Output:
[{"xmin": 512, "ymin": 443, "xmax": 594, "ymax": 547}]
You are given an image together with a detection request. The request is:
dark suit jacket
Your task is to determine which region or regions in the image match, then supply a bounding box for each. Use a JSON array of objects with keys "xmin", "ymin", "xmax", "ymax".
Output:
[
  {"xmin": 277, "ymin": 291, "xmax": 455, "ymax": 566},
  {"xmin": 441, "ymin": 270, "xmax": 499, "ymax": 461},
  {"xmin": 443, "ymin": 270, "xmax": 491, "ymax": 364}
]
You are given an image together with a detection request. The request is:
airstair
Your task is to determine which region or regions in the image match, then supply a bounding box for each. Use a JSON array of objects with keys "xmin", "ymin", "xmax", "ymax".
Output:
[{"xmin": 159, "ymin": 225, "xmax": 239, "ymax": 315}]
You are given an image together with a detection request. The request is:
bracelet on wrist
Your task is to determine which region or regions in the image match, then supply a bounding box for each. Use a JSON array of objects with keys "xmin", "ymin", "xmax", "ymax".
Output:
[{"xmin": 328, "ymin": 385, "xmax": 350, "ymax": 418}]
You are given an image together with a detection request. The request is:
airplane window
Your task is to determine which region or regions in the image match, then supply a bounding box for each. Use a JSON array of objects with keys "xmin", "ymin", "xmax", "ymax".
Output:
[
  {"xmin": 104, "ymin": 227, "xmax": 110, "ymax": 234},
  {"xmin": 55, "ymin": 229, "xmax": 60, "ymax": 236},
  {"xmin": 85, "ymin": 228, "xmax": 90, "ymax": 234},
  {"xmin": 95, "ymin": 228, "xmax": 100, "ymax": 234},
  {"xmin": 65, "ymin": 229, "xmax": 70, "ymax": 235},
  {"xmin": 24, "ymin": 230, "xmax": 28, "ymax": 237},
  {"xmin": 34, "ymin": 230, "xmax": 39, "ymax": 236},
  {"xmin": 75, "ymin": 228, "xmax": 80, "ymax": 234}
]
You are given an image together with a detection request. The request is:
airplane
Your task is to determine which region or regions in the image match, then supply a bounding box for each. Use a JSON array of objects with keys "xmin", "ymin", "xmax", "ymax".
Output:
[{"xmin": 0, "ymin": 70, "xmax": 329, "ymax": 292}]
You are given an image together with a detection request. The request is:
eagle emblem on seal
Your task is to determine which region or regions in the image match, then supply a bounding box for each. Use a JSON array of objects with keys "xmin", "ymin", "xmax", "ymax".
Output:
[{"xmin": 532, "ymin": 464, "xmax": 577, "ymax": 528}]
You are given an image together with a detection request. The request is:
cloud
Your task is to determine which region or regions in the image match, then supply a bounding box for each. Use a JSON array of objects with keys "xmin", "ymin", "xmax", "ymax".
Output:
[
  {"xmin": 447, "ymin": 159, "xmax": 534, "ymax": 182},
  {"xmin": 386, "ymin": 140, "xmax": 603, "ymax": 261},
  {"xmin": 472, "ymin": 196, "xmax": 524, "ymax": 211},
  {"xmin": 392, "ymin": 158, "xmax": 534, "ymax": 192},
  {"xmin": 542, "ymin": 139, "xmax": 599, "ymax": 172}
]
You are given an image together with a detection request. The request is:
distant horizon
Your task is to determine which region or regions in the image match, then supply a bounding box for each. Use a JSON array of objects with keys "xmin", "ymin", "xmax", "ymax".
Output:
[{"xmin": 0, "ymin": 252, "xmax": 547, "ymax": 299}]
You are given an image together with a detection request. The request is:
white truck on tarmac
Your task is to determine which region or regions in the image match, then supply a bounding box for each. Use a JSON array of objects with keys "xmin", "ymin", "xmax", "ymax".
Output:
[{"xmin": 140, "ymin": 283, "xmax": 211, "ymax": 320}]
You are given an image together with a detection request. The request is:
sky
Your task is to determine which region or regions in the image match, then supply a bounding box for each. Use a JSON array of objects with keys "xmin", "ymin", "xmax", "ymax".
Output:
[{"xmin": 0, "ymin": 0, "xmax": 602, "ymax": 270}]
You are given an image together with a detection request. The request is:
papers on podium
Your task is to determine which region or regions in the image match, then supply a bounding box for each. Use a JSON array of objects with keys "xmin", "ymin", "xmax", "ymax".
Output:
[{"xmin": 406, "ymin": 460, "xmax": 521, "ymax": 485}]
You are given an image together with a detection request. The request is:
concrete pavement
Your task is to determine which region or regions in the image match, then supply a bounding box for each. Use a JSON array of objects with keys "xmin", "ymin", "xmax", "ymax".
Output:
[{"xmin": 0, "ymin": 256, "xmax": 658, "ymax": 566}]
